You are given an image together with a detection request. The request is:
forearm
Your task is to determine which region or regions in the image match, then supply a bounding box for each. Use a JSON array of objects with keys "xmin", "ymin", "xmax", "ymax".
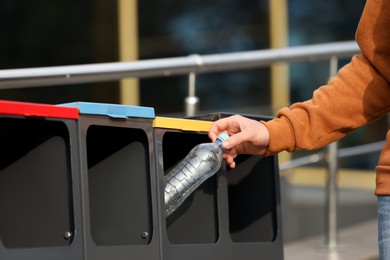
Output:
[
  {"xmin": 264, "ymin": 54, "xmax": 390, "ymax": 155},
  {"xmin": 263, "ymin": 0, "xmax": 390, "ymax": 155}
]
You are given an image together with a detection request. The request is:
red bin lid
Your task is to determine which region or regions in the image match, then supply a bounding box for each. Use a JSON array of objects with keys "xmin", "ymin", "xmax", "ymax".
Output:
[{"xmin": 0, "ymin": 100, "xmax": 78, "ymax": 119}]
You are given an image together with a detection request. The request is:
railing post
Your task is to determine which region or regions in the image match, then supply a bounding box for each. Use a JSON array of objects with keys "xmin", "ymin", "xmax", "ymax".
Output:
[
  {"xmin": 184, "ymin": 71, "xmax": 199, "ymax": 117},
  {"xmin": 184, "ymin": 54, "xmax": 203, "ymax": 117},
  {"xmin": 324, "ymin": 56, "xmax": 339, "ymax": 250},
  {"xmin": 325, "ymin": 141, "xmax": 339, "ymax": 250}
]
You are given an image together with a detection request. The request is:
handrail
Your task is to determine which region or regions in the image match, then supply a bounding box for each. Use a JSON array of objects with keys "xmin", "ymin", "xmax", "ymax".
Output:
[
  {"xmin": 280, "ymin": 141, "xmax": 386, "ymax": 172},
  {"xmin": 0, "ymin": 41, "xmax": 359, "ymax": 89}
]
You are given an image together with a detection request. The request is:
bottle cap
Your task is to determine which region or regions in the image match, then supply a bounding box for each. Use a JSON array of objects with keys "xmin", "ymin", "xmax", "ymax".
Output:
[{"xmin": 217, "ymin": 133, "xmax": 229, "ymax": 142}]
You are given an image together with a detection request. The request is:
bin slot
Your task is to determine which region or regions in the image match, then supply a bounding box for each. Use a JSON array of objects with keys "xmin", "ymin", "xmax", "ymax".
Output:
[
  {"xmin": 0, "ymin": 118, "xmax": 74, "ymax": 248},
  {"xmin": 227, "ymin": 155, "xmax": 277, "ymax": 242},
  {"xmin": 162, "ymin": 132, "xmax": 218, "ymax": 244},
  {"xmin": 86, "ymin": 125, "xmax": 152, "ymax": 246}
]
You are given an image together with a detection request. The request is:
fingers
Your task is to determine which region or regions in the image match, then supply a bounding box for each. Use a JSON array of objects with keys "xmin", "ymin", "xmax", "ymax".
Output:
[
  {"xmin": 209, "ymin": 115, "xmax": 245, "ymax": 141},
  {"xmin": 220, "ymin": 132, "xmax": 244, "ymax": 149},
  {"xmin": 208, "ymin": 117, "xmax": 233, "ymax": 142},
  {"xmin": 223, "ymin": 150, "xmax": 237, "ymax": 169},
  {"xmin": 226, "ymin": 157, "xmax": 236, "ymax": 169},
  {"xmin": 209, "ymin": 115, "xmax": 269, "ymax": 168}
]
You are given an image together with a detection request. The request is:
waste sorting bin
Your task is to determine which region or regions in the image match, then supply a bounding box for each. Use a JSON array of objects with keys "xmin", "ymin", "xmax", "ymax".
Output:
[
  {"xmin": 61, "ymin": 102, "xmax": 160, "ymax": 260},
  {"xmin": 153, "ymin": 114, "xmax": 284, "ymax": 260},
  {"xmin": 0, "ymin": 100, "xmax": 83, "ymax": 260},
  {"xmin": 0, "ymin": 100, "xmax": 283, "ymax": 260}
]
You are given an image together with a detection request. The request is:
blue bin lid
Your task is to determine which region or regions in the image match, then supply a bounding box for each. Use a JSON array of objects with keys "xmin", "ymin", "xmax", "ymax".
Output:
[{"xmin": 59, "ymin": 102, "xmax": 155, "ymax": 119}]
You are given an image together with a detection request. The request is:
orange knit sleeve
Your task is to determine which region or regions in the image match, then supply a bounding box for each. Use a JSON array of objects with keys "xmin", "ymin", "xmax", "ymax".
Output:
[{"xmin": 263, "ymin": 0, "xmax": 390, "ymax": 155}]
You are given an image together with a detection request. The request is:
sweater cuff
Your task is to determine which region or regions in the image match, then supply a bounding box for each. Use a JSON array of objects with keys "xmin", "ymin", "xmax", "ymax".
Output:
[{"xmin": 262, "ymin": 116, "xmax": 296, "ymax": 156}]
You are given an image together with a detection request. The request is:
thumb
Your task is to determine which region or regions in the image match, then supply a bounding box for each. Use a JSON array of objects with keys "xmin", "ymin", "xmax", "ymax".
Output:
[{"xmin": 221, "ymin": 132, "xmax": 247, "ymax": 150}]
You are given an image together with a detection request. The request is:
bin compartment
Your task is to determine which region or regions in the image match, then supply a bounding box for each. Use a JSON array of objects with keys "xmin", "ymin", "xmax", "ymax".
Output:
[
  {"xmin": 190, "ymin": 112, "xmax": 280, "ymax": 244},
  {"xmin": 165, "ymin": 112, "xmax": 284, "ymax": 260},
  {"xmin": 227, "ymin": 154, "xmax": 277, "ymax": 242},
  {"xmin": 86, "ymin": 125, "xmax": 152, "ymax": 246},
  {"xmin": 162, "ymin": 131, "xmax": 218, "ymax": 244},
  {"xmin": 0, "ymin": 117, "xmax": 74, "ymax": 248},
  {"xmin": 63, "ymin": 101, "xmax": 159, "ymax": 260}
]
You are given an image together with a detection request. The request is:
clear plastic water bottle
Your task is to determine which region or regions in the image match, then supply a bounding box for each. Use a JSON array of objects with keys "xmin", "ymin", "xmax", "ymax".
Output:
[{"xmin": 164, "ymin": 133, "xmax": 229, "ymax": 217}]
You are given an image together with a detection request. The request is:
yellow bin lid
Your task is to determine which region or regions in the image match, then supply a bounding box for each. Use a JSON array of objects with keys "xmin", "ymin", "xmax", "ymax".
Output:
[{"xmin": 153, "ymin": 116, "xmax": 212, "ymax": 132}]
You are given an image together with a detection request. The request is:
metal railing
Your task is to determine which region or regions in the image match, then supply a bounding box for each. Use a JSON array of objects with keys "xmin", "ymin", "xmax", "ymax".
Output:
[
  {"xmin": 0, "ymin": 41, "xmax": 358, "ymax": 89},
  {"xmin": 280, "ymin": 140, "xmax": 386, "ymax": 172},
  {"xmin": 1, "ymin": 40, "xmax": 379, "ymax": 250}
]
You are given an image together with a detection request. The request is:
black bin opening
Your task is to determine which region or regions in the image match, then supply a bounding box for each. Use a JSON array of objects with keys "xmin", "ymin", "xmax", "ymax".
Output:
[
  {"xmin": 189, "ymin": 112, "xmax": 278, "ymax": 243},
  {"xmin": 162, "ymin": 132, "xmax": 219, "ymax": 244},
  {"xmin": 0, "ymin": 117, "xmax": 74, "ymax": 248},
  {"xmin": 86, "ymin": 125, "xmax": 152, "ymax": 246},
  {"xmin": 227, "ymin": 154, "xmax": 277, "ymax": 243}
]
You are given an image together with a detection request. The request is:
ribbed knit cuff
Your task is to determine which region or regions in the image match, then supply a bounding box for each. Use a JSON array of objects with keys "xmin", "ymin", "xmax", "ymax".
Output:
[{"xmin": 262, "ymin": 116, "xmax": 296, "ymax": 156}]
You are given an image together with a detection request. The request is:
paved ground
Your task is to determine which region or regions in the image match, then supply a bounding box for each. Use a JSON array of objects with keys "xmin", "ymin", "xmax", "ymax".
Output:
[
  {"xmin": 281, "ymin": 167, "xmax": 378, "ymax": 259},
  {"xmin": 284, "ymin": 219, "xmax": 378, "ymax": 260}
]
